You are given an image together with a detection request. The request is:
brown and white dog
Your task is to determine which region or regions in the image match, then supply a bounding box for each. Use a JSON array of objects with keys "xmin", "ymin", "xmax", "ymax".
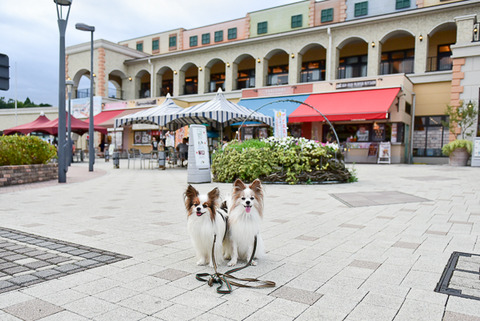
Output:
[
  {"xmin": 223, "ymin": 179, "xmax": 265, "ymax": 266},
  {"xmin": 184, "ymin": 185, "xmax": 227, "ymax": 267}
]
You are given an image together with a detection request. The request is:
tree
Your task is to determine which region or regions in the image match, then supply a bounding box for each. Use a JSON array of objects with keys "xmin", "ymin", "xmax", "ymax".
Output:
[{"xmin": 442, "ymin": 101, "xmax": 479, "ymax": 140}]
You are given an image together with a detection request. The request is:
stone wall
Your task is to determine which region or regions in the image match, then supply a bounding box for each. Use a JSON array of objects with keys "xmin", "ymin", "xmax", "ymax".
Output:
[{"xmin": 0, "ymin": 164, "xmax": 58, "ymax": 187}]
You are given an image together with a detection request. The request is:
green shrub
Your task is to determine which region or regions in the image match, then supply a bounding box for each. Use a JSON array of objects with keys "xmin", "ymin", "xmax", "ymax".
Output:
[
  {"xmin": 0, "ymin": 135, "xmax": 57, "ymax": 166},
  {"xmin": 212, "ymin": 137, "xmax": 353, "ymax": 184},
  {"xmin": 441, "ymin": 139, "xmax": 473, "ymax": 156}
]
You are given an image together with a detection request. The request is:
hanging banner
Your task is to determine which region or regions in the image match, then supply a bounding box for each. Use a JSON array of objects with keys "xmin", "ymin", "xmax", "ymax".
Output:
[{"xmin": 274, "ymin": 110, "xmax": 287, "ymax": 138}]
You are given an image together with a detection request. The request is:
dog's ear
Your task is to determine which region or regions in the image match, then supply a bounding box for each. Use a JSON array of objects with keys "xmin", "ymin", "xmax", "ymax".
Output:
[
  {"xmin": 249, "ymin": 179, "xmax": 263, "ymax": 193},
  {"xmin": 208, "ymin": 187, "xmax": 220, "ymax": 201},
  {"xmin": 250, "ymin": 179, "xmax": 264, "ymax": 201},
  {"xmin": 233, "ymin": 179, "xmax": 246, "ymax": 192},
  {"xmin": 184, "ymin": 185, "xmax": 198, "ymax": 210}
]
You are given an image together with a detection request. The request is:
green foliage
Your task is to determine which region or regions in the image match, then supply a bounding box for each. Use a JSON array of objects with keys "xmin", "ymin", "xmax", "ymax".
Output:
[
  {"xmin": 442, "ymin": 101, "xmax": 478, "ymax": 139},
  {"xmin": 441, "ymin": 139, "xmax": 473, "ymax": 156},
  {"xmin": 0, "ymin": 96, "xmax": 52, "ymax": 109},
  {"xmin": 0, "ymin": 135, "xmax": 57, "ymax": 166},
  {"xmin": 212, "ymin": 137, "xmax": 354, "ymax": 184}
]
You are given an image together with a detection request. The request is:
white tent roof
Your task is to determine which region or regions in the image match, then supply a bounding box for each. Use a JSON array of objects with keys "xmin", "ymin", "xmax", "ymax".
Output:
[
  {"xmin": 115, "ymin": 93, "xmax": 184, "ymax": 127},
  {"xmin": 164, "ymin": 89, "xmax": 273, "ymax": 130}
]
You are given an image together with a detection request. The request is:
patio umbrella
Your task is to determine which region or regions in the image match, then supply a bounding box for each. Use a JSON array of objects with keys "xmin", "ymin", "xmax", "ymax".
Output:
[
  {"xmin": 3, "ymin": 114, "xmax": 51, "ymax": 135},
  {"xmin": 115, "ymin": 93, "xmax": 184, "ymax": 128},
  {"xmin": 164, "ymin": 88, "xmax": 273, "ymax": 131},
  {"xmin": 37, "ymin": 113, "xmax": 108, "ymax": 135}
]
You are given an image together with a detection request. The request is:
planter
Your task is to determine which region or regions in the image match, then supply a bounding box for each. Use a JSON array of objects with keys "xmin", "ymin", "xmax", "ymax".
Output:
[
  {"xmin": 0, "ymin": 164, "xmax": 58, "ymax": 187},
  {"xmin": 449, "ymin": 148, "xmax": 470, "ymax": 166}
]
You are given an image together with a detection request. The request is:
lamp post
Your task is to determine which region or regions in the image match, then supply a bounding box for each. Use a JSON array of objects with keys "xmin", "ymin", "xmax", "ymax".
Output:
[
  {"xmin": 75, "ymin": 22, "xmax": 95, "ymax": 172},
  {"xmin": 54, "ymin": 0, "xmax": 73, "ymax": 183},
  {"xmin": 66, "ymin": 79, "xmax": 74, "ymax": 166}
]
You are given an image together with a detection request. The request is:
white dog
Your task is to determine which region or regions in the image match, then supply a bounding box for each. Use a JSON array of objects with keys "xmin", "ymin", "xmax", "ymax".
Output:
[
  {"xmin": 184, "ymin": 185, "xmax": 227, "ymax": 267},
  {"xmin": 223, "ymin": 178, "xmax": 265, "ymax": 266}
]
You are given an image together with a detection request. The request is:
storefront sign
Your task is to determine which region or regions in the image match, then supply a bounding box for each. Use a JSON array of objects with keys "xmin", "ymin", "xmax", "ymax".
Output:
[
  {"xmin": 274, "ymin": 110, "xmax": 287, "ymax": 138},
  {"xmin": 336, "ymin": 80, "xmax": 376, "ymax": 90}
]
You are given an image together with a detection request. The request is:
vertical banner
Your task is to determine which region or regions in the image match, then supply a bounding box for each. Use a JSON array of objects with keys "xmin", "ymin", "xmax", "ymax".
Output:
[
  {"xmin": 187, "ymin": 124, "xmax": 211, "ymax": 183},
  {"xmin": 192, "ymin": 125, "xmax": 209, "ymax": 168},
  {"xmin": 274, "ymin": 110, "xmax": 287, "ymax": 138}
]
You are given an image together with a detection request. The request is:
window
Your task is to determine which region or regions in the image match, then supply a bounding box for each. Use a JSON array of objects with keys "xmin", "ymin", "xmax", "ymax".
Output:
[
  {"xmin": 152, "ymin": 39, "xmax": 159, "ymax": 51},
  {"xmin": 380, "ymin": 49, "xmax": 414, "ymax": 75},
  {"xmin": 257, "ymin": 21, "xmax": 268, "ymax": 35},
  {"xmin": 396, "ymin": 0, "xmax": 410, "ymax": 9},
  {"xmin": 202, "ymin": 33, "xmax": 210, "ymax": 44},
  {"xmin": 189, "ymin": 36, "xmax": 198, "ymax": 47},
  {"xmin": 228, "ymin": 27, "xmax": 237, "ymax": 40},
  {"xmin": 267, "ymin": 65, "xmax": 289, "ymax": 86},
  {"xmin": 136, "ymin": 42, "xmax": 143, "ymax": 52},
  {"xmin": 338, "ymin": 55, "xmax": 368, "ymax": 79},
  {"xmin": 300, "ymin": 60, "xmax": 326, "ymax": 82},
  {"xmin": 291, "ymin": 14, "xmax": 302, "ymax": 28},
  {"xmin": 321, "ymin": 8, "xmax": 334, "ymax": 23},
  {"xmin": 169, "ymin": 35, "xmax": 177, "ymax": 48},
  {"xmin": 354, "ymin": 1, "xmax": 368, "ymax": 17},
  {"xmin": 437, "ymin": 44, "xmax": 453, "ymax": 71},
  {"xmin": 413, "ymin": 116, "xmax": 449, "ymax": 157},
  {"xmin": 214, "ymin": 30, "xmax": 223, "ymax": 42}
]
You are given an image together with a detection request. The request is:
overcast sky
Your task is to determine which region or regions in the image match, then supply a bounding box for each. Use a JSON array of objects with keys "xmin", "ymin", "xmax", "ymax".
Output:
[{"xmin": 0, "ymin": 0, "xmax": 297, "ymax": 107}]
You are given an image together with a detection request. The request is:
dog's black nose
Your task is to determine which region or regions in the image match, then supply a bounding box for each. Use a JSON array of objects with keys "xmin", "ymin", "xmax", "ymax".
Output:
[
  {"xmin": 245, "ymin": 200, "xmax": 250, "ymax": 205},
  {"xmin": 196, "ymin": 206, "xmax": 202, "ymax": 211}
]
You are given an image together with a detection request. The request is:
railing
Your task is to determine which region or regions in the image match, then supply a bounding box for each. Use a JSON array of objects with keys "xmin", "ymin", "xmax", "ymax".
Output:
[
  {"xmin": 380, "ymin": 58, "xmax": 414, "ymax": 75},
  {"xmin": 237, "ymin": 78, "xmax": 255, "ymax": 90},
  {"xmin": 77, "ymin": 89, "xmax": 90, "ymax": 98},
  {"xmin": 300, "ymin": 70, "xmax": 324, "ymax": 83},
  {"xmin": 108, "ymin": 88, "xmax": 124, "ymax": 100},
  {"xmin": 267, "ymin": 73, "xmax": 288, "ymax": 86},
  {"xmin": 426, "ymin": 56, "xmax": 452, "ymax": 72}
]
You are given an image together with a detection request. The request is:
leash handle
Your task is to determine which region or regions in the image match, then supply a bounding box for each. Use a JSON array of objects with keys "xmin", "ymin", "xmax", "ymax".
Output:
[{"xmin": 195, "ymin": 235, "xmax": 276, "ymax": 294}]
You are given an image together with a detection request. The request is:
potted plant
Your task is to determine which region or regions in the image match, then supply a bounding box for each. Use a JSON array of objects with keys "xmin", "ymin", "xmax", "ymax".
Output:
[{"xmin": 441, "ymin": 101, "xmax": 478, "ymax": 166}]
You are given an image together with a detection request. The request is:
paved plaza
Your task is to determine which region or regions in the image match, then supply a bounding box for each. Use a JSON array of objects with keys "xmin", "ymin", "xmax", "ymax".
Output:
[{"xmin": 0, "ymin": 160, "xmax": 479, "ymax": 320}]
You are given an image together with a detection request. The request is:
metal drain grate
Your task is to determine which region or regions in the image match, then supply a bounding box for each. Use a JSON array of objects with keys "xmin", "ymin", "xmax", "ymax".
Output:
[
  {"xmin": 0, "ymin": 227, "xmax": 131, "ymax": 294},
  {"xmin": 435, "ymin": 251, "xmax": 480, "ymax": 301}
]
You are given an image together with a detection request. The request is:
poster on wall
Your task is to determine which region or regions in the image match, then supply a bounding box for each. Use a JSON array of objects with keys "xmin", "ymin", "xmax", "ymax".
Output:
[
  {"xmin": 191, "ymin": 125, "xmax": 210, "ymax": 169},
  {"xmin": 71, "ymin": 97, "xmax": 103, "ymax": 119},
  {"xmin": 274, "ymin": 110, "xmax": 287, "ymax": 138}
]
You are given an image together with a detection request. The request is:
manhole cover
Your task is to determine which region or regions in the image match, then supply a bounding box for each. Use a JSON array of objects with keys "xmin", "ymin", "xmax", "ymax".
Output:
[
  {"xmin": 330, "ymin": 191, "xmax": 430, "ymax": 208},
  {"xmin": 435, "ymin": 251, "xmax": 480, "ymax": 301}
]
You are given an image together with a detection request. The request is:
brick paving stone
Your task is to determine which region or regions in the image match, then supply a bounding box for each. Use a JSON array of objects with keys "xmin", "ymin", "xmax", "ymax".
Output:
[
  {"xmin": 3, "ymin": 298, "xmax": 64, "ymax": 321},
  {"xmin": 271, "ymin": 286, "xmax": 323, "ymax": 305},
  {"xmin": 153, "ymin": 268, "xmax": 190, "ymax": 281},
  {"xmin": 24, "ymin": 260, "xmax": 51, "ymax": 269},
  {"xmin": 33, "ymin": 269, "xmax": 65, "ymax": 280},
  {"xmin": 3, "ymin": 265, "xmax": 30, "ymax": 275},
  {"xmin": 9, "ymin": 274, "xmax": 40, "ymax": 286}
]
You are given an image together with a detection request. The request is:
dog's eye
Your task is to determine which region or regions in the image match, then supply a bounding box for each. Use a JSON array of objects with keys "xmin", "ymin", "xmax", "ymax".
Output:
[
  {"xmin": 250, "ymin": 197, "xmax": 254, "ymax": 200},
  {"xmin": 202, "ymin": 204, "xmax": 208, "ymax": 208},
  {"xmin": 241, "ymin": 197, "xmax": 246, "ymax": 200}
]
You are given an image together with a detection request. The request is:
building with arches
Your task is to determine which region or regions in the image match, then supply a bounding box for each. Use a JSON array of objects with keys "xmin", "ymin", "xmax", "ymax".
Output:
[{"xmin": 65, "ymin": 0, "xmax": 480, "ymax": 164}]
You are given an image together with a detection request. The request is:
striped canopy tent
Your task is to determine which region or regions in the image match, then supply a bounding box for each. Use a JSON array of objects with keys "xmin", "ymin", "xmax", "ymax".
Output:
[
  {"xmin": 164, "ymin": 89, "xmax": 273, "ymax": 131},
  {"xmin": 114, "ymin": 93, "xmax": 184, "ymax": 128}
]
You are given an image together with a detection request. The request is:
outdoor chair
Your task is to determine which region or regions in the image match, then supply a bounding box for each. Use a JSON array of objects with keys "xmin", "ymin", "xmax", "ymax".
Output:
[{"xmin": 127, "ymin": 148, "xmax": 142, "ymax": 169}]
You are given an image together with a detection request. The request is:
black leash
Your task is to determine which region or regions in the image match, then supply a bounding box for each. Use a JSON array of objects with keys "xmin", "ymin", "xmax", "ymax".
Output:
[{"xmin": 195, "ymin": 235, "xmax": 276, "ymax": 294}]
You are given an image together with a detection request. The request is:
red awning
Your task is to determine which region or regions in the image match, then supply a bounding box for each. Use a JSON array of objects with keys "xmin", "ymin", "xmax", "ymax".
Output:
[
  {"xmin": 288, "ymin": 88, "xmax": 401, "ymax": 123},
  {"xmin": 92, "ymin": 109, "xmax": 125, "ymax": 126},
  {"xmin": 86, "ymin": 108, "xmax": 149, "ymax": 127}
]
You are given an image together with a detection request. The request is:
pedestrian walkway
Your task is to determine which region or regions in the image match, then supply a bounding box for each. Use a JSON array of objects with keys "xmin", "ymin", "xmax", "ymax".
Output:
[{"xmin": 0, "ymin": 160, "xmax": 479, "ymax": 320}]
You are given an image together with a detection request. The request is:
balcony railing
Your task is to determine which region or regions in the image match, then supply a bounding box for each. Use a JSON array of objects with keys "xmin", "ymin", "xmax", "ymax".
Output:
[
  {"xmin": 426, "ymin": 56, "xmax": 452, "ymax": 72},
  {"xmin": 77, "ymin": 89, "xmax": 90, "ymax": 98},
  {"xmin": 380, "ymin": 58, "xmax": 414, "ymax": 75},
  {"xmin": 267, "ymin": 73, "xmax": 288, "ymax": 86}
]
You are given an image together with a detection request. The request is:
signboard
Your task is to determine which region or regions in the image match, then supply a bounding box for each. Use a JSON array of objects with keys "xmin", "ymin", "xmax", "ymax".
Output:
[
  {"xmin": 187, "ymin": 124, "xmax": 211, "ymax": 183},
  {"xmin": 274, "ymin": 110, "xmax": 287, "ymax": 138},
  {"xmin": 336, "ymin": 80, "xmax": 376, "ymax": 89},
  {"xmin": 71, "ymin": 96, "xmax": 102, "ymax": 118},
  {"xmin": 471, "ymin": 137, "xmax": 480, "ymax": 167},
  {"xmin": 378, "ymin": 142, "xmax": 391, "ymax": 164}
]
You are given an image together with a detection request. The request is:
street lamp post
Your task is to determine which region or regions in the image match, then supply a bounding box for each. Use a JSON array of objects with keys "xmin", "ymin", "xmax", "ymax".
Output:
[
  {"xmin": 75, "ymin": 22, "xmax": 95, "ymax": 172},
  {"xmin": 54, "ymin": 0, "xmax": 72, "ymax": 183},
  {"xmin": 66, "ymin": 79, "xmax": 74, "ymax": 166}
]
